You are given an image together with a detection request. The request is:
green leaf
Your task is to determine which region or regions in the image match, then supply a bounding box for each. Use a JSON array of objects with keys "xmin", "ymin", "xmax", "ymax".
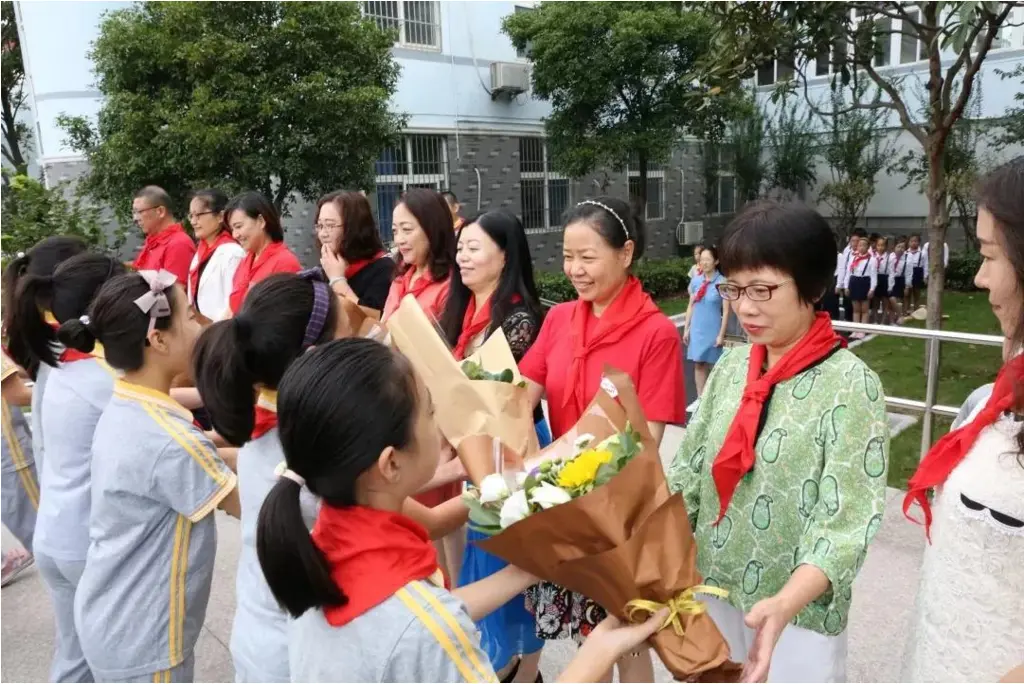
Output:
[{"xmin": 463, "ymin": 495, "xmax": 502, "ymax": 530}]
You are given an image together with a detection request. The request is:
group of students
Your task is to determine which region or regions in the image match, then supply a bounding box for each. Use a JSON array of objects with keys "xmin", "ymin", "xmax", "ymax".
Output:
[
  {"xmin": 833, "ymin": 230, "xmax": 948, "ymax": 335},
  {"xmin": 1, "ymin": 186, "xmax": 685, "ymax": 683}
]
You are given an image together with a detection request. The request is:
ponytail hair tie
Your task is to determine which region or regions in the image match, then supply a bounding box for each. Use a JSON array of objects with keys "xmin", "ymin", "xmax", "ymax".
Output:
[
  {"xmin": 79, "ymin": 315, "xmax": 91, "ymax": 326},
  {"xmin": 274, "ymin": 461, "xmax": 306, "ymax": 487}
]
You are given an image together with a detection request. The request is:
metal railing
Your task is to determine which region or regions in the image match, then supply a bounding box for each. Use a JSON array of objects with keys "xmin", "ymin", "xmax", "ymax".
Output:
[{"xmin": 541, "ymin": 297, "xmax": 1004, "ymax": 459}]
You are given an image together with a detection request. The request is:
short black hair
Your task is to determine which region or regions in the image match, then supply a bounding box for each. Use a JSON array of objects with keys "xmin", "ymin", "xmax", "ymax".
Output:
[
  {"xmin": 719, "ymin": 200, "xmax": 836, "ymax": 306},
  {"xmin": 134, "ymin": 185, "xmax": 173, "ymax": 211},
  {"xmin": 852, "ymin": 228, "xmax": 868, "ymax": 238},
  {"xmin": 225, "ymin": 191, "xmax": 284, "ymax": 243}
]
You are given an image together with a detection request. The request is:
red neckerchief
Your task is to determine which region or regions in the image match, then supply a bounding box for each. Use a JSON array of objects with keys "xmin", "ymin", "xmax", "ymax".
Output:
[
  {"xmin": 894, "ymin": 253, "xmax": 906, "ymax": 274},
  {"xmin": 229, "ymin": 241, "xmax": 292, "ymax": 313},
  {"xmin": 692, "ymin": 273, "xmax": 716, "ymax": 303},
  {"xmin": 453, "ymin": 295, "xmax": 492, "ymax": 361},
  {"xmin": 850, "ymin": 253, "xmax": 870, "ymax": 274},
  {"xmin": 564, "ymin": 276, "xmax": 660, "ymax": 418},
  {"xmin": 189, "ymin": 231, "xmax": 237, "ymax": 306},
  {"xmin": 392, "ymin": 267, "xmax": 438, "ymax": 304},
  {"xmin": 711, "ymin": 313, "xmax": 845, "ymax": 522},
  {"xmin": 313, "ymin": 504, "xmax": 446, "ymax": 627},
  {"xmin": 904, "ymin": 354, "xmax": 1024, "ymax": 541},
  {"xmin": 875, "ymin": 253, "xmax": 886, "ymax": 272},
  {"xmin": 345, "ymin": 251, "xmax": 387, "ymax": 280},
  {"xmin": 134, "ymin": 223, "xmax": 187, "ymax": 270},
  {"xmin": 251, "ymin": 389, "xmax": 278, "ymax": 440}
]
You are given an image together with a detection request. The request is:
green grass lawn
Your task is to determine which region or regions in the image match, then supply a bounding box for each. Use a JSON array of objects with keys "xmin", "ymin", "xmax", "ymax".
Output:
[
  {"xmin": 850, "ymin": 291, "xmax": 1003, "ymax": 489},
  {"xmin": 658, "ymin": 296, "xmax": 689, "ymax": 317}
]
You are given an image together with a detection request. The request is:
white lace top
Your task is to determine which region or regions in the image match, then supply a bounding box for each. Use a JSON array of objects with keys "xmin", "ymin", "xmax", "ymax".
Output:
[{"xmin": 902, "ymin": 400, "xmax": 1024, "ymax": 682}]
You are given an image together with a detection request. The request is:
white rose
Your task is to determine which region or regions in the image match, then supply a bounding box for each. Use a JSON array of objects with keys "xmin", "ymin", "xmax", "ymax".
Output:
[
  {"xmin": 529, "ymin": 482, "xmax": 572, "ymax": 510},
  {"xmin": 515, "ymin": 471, "xmax": 528, "ymax": 488},
  {"xmin": 499, "ymin": 489, "xmax": 530, "ymax": 528},
  {"xmin": 479, "ymin": 473, "xmax": 511, "ymax": 504}
]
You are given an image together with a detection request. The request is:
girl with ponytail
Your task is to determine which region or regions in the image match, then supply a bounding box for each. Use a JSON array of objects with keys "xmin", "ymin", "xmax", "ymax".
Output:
[
  {"xmin": 256, "ymin": 339, "xmax": 667, "ymax": 683},
  {"xmin": 13, "ymin": 252, "xmax": 125, "ymax": 682},
  {"xmin": 68, "ymin": 271, "xmax": 238, "ymax": 682},
  {"xmin": 193, "ymin": 273, "xmax": 471, "ymax": 682}
]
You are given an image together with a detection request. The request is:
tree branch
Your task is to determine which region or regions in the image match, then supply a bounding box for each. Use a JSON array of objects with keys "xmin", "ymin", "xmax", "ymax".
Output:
[
  {"xmin": 861, "ymin": 59, "xmax": 927, "ymax": 146},
  {"xmin": 940, "ymin": 12, "xmax": 992, "ymax": 110},
  {"xmin": 847, "ymin": 2, "xmax": 923, "ymax": 29},
  {"xmin": 794, "ymin": 66, "xmax": 899, "ymax": 122},
  {"xmin": 943, "ymin": 3, "xmax": 1014, "ymax": 130}
]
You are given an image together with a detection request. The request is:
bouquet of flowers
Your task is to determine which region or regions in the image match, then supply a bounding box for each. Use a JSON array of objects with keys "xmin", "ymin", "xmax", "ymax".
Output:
[
  {"xmin": 386, "ymin": 295, "xmax": 539, "ymax": 484},
  {"xmin": 466, "ymin": 369, "xmax": 740, "ymax": 683}
]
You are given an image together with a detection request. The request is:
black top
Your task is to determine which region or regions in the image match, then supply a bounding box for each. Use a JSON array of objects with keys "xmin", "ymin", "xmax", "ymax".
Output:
[
  {"xmin": 347, "ymin": 257, "xmax": 395, "ymax": 312},
  {"xmin": 488, "ymin": 303, "xmax": 544, "ymax": 425}
]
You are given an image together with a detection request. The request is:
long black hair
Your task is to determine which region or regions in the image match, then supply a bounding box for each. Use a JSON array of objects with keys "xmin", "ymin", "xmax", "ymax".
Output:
[
  {"xmin": 2, "ymin": 236, "xmax": 89, "ymax": 377},
  {"xmin": 256, "ymin": 339, "xmax": 420, "ymax": 618},
  {"xmin": 395, "ymin": 188, "xmax": 455, "ymax": 281},
  {"xmin": 191, "ymin": 273, "xmax": 339, "ymax": 447},
  {"xmin": 438, "ymin": 211, "xmax": 543, "ymax": 349},
  {"xmin": 225, "ymin": 191, "xmax": 284, "ymax": 243},
  {"xmin": 14, "ymin": 253, "xmax": 127, "ymax": 369},
  {"xmin": 56, "ymin": 272, "xmax": 177, "ymax": 372}
]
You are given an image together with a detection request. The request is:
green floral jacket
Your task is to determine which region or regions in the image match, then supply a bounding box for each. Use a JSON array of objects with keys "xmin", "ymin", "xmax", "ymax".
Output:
[{"xmin": 668, "ymin": 345, "xmax": 890, "ymax": 636}]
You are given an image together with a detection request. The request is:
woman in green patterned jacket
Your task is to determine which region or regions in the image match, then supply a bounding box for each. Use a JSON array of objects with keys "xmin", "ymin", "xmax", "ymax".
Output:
[{"xmin": 668, "ymin": 201, "xmax": 890, "ymax": 683}]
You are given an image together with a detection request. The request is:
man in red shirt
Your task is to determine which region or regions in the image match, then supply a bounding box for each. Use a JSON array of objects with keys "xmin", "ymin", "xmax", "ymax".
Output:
[{"xmin": 131, "ymin": 185, "xmax": 196, "ymax": 284}]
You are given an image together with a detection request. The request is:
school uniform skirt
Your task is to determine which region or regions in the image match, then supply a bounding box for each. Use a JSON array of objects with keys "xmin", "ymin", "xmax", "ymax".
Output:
[
  {"xmin": 911, "ymin": 266, "xmax": 925, "ymax": 289},
  {"xmin": 848, "ymin": 275, "xmax": 871, "ymax": 302},
  {"xmin": 875, "ymin": 274, "xmax": 889, "ymax": 300},
  {"xmin": 890, "ymin": 275, "xmax": 906, "ymax": 299}
]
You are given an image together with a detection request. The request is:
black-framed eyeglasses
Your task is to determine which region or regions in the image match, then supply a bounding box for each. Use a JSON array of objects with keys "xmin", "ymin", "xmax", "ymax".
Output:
[
  {"xmin": 187, "ymin": 211, "xmax": 213, "ymax": 221},
  {"xmin": 315, "ymin": 222, "xmax": 342, "ymax": 232},
  {"xmin": 716, "ymin": 279, "xmax": 793, "ymax": 302}
]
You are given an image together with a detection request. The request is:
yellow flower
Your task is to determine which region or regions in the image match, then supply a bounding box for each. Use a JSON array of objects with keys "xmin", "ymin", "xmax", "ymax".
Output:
[{"xmin": 557, "ymin": 449, "xmax": 613, "ymax": 490}]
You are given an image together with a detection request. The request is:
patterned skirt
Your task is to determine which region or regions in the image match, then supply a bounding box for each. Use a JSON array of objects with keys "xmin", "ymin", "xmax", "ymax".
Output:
[{"xmin": 526, "ymin": 583, "xmax": 606, "ymax": 643}]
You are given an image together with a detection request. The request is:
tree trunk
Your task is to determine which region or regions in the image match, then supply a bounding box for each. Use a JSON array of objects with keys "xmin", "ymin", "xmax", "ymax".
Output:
[
  {"xmin": 637, "ymin": 150, "xmax": 649, "ymax": 222},
  {"xmin": 925, "ymin": 134, "xmax": 948, "ymax": 332},
  {"xmin": 1, "ymin": 88, "xmax": 26, "ymax": 173}
]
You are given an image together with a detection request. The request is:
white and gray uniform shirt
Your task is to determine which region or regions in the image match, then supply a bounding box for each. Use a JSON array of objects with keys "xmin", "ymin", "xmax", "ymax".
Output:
[
  {"xmin": 289, "ymin": 578, "xmax": 498, "ymax": 683},
  {"xmin": 30, "ymin": 362, "xmax": 52, "ymax": 468},
  {"xmin": 904, "ymin": 249, "xmax": 924, "ymax": 277},
  {"xmin": 231, "ymin": 420, "xmax": 319, "ymax": 682},
  {"xmin": 73, "ymin": 380, "xmax": 236, "ymax": 680},
  {"xmin": 35, "ymin": 355, "xmax": 115, "ymax": 561},
  {"xmin": 2, "ymin": 351, "xmax": 35, "ymax": 480},
  {"xmin": 2, "ymin": 351, "xmax": 39, "ymax": 541}
]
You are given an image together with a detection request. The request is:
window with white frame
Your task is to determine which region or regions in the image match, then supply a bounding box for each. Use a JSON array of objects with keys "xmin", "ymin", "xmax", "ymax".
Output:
[
  {"xmin": 363, "ymin": 1, "xmax": 441, "ymax": 49},
  {"xmin": 519, "ymin": 138, "xmax": 570, "ymax": 232},
  {"xmin": 513, "ymin": 5, "xmax": 535, "ymax": 59},
  {"xmin": 756, "ymin": 57, "xmax": 796, "ymax": 86},
  {"xmin": 374, "ymin": 135, "xmax": 449, "ymax": 242},
  {"xmin": 627, "ymin": 161, "xmax": 666, "ymax": 221},
  {"xmin": 707, "ymin": 147, "xmax": 736, "ymax": 215},
  {"xmin": 900, "ymin": 9, "xmax": 928, "ymax": 64}
]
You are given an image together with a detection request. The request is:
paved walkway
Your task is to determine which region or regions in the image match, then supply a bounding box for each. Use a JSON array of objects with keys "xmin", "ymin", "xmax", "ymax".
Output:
[{"xmin": 1, "ymin": 426, "xmax": 925, "ymax": 682}]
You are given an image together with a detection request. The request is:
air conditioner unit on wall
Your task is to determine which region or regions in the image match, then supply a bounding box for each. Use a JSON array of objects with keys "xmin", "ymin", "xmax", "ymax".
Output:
[
  {"xmin": 490, "ymin": 62, "xmax": 529, "ymax": 100},
  {"xmin": 676, "ymin": 220, "xmax": 704, "ymax": 246}
]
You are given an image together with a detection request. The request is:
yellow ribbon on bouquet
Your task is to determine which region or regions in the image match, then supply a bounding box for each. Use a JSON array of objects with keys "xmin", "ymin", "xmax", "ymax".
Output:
[{"xmin": 624, "ymin": 585, "xmax": 730, "ymax": 636}]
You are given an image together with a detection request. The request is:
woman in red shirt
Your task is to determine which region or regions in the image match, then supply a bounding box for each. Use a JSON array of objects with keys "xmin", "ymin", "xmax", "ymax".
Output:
[
  {"xmin": 226, "ymin": 192, "xmax": 302, "ymax": 316},
  {"xmin": 381, "ymin": 188, "xmax": 455, "ymax": 322},
  {"xmin": 518, "ymin": 196, "xmax": 686, "ymax": 683}
]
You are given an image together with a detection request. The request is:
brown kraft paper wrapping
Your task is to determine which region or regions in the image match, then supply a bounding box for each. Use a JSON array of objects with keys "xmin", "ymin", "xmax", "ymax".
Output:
[
  {"xmin": 386, "ymin": 294, "xmax": 538, "ymax": 484},
  {"xmin": 478, "ymin": 369, "xmax": 740, "ymax": 682},
  {"xmin": 339, "ymin": 297, "xmax": 385, "ymax": 339}
]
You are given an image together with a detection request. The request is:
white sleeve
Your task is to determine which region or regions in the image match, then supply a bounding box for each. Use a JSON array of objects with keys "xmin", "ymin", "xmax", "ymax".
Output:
[
  {"xmin": 868, "ymin": 259, "xmax": 878, "ymax": 293},
  {"xmin": 923, "ymin": 245, "xmax": 930, "ymax": 279},
  {"xmin": 843, "ymin": 261, "xmax": 852, "ymax": 289},
  {"xmin": 944, "ymin": 243, "xmax": 949, "ymax": 267},
  {"xmin": 201, "ymin": 245, "xmax": 245, "ymax": 321}
]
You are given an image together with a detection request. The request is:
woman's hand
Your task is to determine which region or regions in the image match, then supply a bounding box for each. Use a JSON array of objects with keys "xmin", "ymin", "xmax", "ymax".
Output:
[
  {"xmin": 741, "ymin": 596, "xmax": 791, "ymax": 682},
  {"xmin": 320, "ymin": 245, "xmax": 348, "ymax": 281},
  {"xmin": 683, "ymin": 327, "xmax": 691, "ymax": 346},
  {"xmin": 557, "ymin": 608, "xmax": 669, "ymax": 683},
  {"xmin": 867, "ymin": 290, "xmax": 875, "ymax": 300}
]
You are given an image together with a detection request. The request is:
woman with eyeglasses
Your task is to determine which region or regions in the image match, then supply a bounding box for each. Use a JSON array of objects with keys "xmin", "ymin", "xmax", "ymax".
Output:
[
  {"xmin": 313, "ymin": 191, "xmax": 395, "ymax": 314},
  {"xmin": 186, "ymin": 189, "xmax": 245, "ymax": 323},
  {"xmin": 226, "ymin": 192, "xmax": 302, "ymax": 317},
  {"xmin": 668, "ymin": 201, "xmax": 889, "ymax": 682}
]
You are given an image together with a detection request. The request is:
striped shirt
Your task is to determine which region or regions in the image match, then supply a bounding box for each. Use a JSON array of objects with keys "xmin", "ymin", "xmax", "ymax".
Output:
[{"xmin": 74, "ymin": 380, "xmax": 236, "ymax": 679}]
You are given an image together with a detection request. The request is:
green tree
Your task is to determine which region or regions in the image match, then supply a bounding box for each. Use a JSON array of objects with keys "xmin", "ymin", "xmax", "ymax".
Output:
[
  {"xmin": 1, "ymin": 0, "xmax": 30, "ymax": 175},
  {"xmin": 502, "ymin": 2, "xmax": 733, "ymax": 211},
  {"xmin": 1, "ymin": 174, "xmax": 107, "ymax": 257},
  {"xmin": 765, "ymin": 97, "xmax": 818, "ymax": 200},
  {"xmin": 818, "ymin": 84, "xmax": 893, "ymax": 240},
  {"xmin": 996, "ymin": 63, "xmax": 1024, "ymax": 147},
  {"xmin": 730, "ymin": 89, "xmax": 769, "ymax": 204},
  {"xmin": 57, "ymin": 1, "xmax": 405, "ymax": 220},
  {"xmin": 703, "ymin": 1, "xmax": 1020, "ymax": 330}
]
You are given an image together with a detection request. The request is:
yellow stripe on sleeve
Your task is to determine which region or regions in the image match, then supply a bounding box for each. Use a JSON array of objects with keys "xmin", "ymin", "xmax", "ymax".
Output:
[
  {"xmin": 142, "ymin": 403, "xmax": 224, "ymax": 484},
  {"xmin": 1, "ymin": 401, "xmax": 38, "ymax": 508},
  {"xmin": 395, "ymin": 588, "xmax": 493, "ymax": 684},
  {"xmin": 408, "ymin": 582, "xmax": 495, "ymax": 682},
  {"xmin": 168, "ymin": 514, "xmax": 186, "ymax": 667},
  {"xmin": 155, "ymin": 406, "xmax": 223, "ymax": 480}
]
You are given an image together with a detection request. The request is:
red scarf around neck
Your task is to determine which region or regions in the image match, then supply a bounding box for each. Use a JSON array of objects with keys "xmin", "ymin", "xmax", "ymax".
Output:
[
  {"xmin": 564, "ymin": 276, "xmax": 661, "ymax": 418},
  {"xmin": 251, "ymin": 389, "xmax": 278, "ymax": 440},
  {"xmin": 189, "ymin": 231, "xmax": 237, "ymax": 306},
  {"xmin": 875, "ymin": 253, "xmax": 887, "ymax": 272},
  {"xmin": 453, "ymin": 295, "xmax": 492, "ymax": 361},
  {"xmin": 904, "ymin": 354, "xmax": 1024, "ymax": 541},
  {"xmin": 711, "ymin": 313, "xmax": 845, "ymax": 522},
  {"xmin": 850, "ymin": 253, "xmax": 870, "ymax": 274},
  {"xmin": 393, "ymin": 266, "xmax": 437, "ymax": 303},
  {"xmin": 46, "ymin": 313, "xmax": 100, "ymax": 363},
  {"xmin": 692, "ymin": 273, "xmax": 717, "ymax": 303},
  {"xmin": 346, "ymin": 252, "xmax": 388, "ymax": 280},
  {"xmin": 312, "ymin": 504, "xmax": 444, "ymax": 627}
]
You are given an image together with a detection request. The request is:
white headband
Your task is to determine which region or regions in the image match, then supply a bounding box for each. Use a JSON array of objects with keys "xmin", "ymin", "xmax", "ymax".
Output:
[{"xmin": 576, "ymin": 200, "xmax": 629, "ymax": 241}]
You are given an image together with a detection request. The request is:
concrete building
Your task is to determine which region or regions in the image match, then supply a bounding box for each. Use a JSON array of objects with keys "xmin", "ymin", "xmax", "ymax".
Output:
[{"xmin": 14, "ymin": 1, "xmax": 707, "ymax": 269}]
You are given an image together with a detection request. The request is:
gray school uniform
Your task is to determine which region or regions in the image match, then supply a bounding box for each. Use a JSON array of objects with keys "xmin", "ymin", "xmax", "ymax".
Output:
[
  {"xmin": 230, "ymin": 428, "xmax": 319, "ymax": 683},
  {"xmin": 34, "ymin": 357, "xmax": 114, "ymax": 684},
  {"xmin": 953, "ymin": 383, "xmax": 995, "ymax": 430},
  {"xmin": 74, "ymin": 380, "xmax": 236, "ymax": 681},
  {"xmin": 289, "ymin": 578, "xmax": 498, "ymax": 683},
  {"xmin": 30, "ymin": 361, "xmax": 52, "ymax": 468},
  {"xmin": 1, "ymin": 352, "xmax": 38, "ymax": 552}
]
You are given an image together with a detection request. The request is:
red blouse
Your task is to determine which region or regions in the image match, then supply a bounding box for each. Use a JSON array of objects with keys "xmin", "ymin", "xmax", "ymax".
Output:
[
  {"xmin": 519, "ymin": 298, "xmax": 686, "ymax": 438},
  {"xmin": 382, "ymin": 267, "xmax": 451, "ymax": 322},
  {"xmin": 133, "ymin": 223, "xmax": 196, "ymax": 285},
  {"xmin": 228, "ymin": 240, "xmax": 302, "ymax": 314}
]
